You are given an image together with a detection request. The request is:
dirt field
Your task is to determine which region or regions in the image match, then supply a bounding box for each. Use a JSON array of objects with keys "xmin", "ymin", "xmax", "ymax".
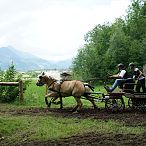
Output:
[
  {"xmin": 2, "ymin": 107, "xmax": 146, "ymax": 146},
  {"xmin": 17, "ymin": 132, "xmax": 146, "ymax": 146}
]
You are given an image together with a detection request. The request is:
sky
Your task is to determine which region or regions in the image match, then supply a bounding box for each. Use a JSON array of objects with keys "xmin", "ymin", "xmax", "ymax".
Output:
[{"xmin": 0, "ymin": 0, "xmax": 131, "ymax": 62}]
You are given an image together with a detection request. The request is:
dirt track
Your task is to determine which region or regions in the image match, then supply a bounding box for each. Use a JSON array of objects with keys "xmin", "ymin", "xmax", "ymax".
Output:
[
  {"xmin": 4, "ymin": 107, "xmax": 146, "ymax": 146},
  {"xmin": 17, "ymin": 132, "xmax": 146, "ymax": 146},
  {"xmin": 9, "ymin": 107, "xmax": 146, "ymax": 126}
]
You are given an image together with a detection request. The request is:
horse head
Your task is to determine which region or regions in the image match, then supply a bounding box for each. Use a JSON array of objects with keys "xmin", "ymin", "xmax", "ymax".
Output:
[
  {"xmin": 36, "ymin": 72, "xmax": 57, "ymax": 87},
  {"xmin": 36, "ymin": 72, "xmax": 47, "ymax": 86}
]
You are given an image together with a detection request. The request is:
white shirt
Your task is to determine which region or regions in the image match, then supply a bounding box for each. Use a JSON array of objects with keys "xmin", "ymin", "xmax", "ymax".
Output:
[
  {"xmin": 134, "ymin": 68, "xmax": 145, "ymax": 80},
  {"xmin": 119, "ymin": 70, "xmax": 126, "ymax": 78}
]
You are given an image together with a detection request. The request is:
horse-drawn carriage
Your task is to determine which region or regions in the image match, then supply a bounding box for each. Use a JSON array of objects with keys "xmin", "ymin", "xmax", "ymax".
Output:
[
  {"xmin": 90, "ymin": 91, "xmax": 146, "ymax": 113},
  {"xmin": 89, "ymin": 78, "xmax": 146, "ymax": 112},
  {"xmin": 36, "ymin": 72, "xmax": 146, "ymax": 113}
]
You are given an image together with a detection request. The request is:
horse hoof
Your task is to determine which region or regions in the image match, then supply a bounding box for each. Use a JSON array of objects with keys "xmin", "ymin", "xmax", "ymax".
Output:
[{"xmin": 47, "ymin": 101, "xmax": 51, "ymax": 107}]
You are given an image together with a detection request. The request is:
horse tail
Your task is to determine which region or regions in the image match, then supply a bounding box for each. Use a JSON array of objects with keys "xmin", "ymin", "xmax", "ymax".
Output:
[{"xmin": 84, "ymin": 83, "xmax": 94, "ymax": 92}]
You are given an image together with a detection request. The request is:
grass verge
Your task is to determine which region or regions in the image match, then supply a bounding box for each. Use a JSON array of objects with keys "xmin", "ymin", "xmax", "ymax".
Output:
[{"xmin": 0, "ymin": 113, "xmax": 145, "ymax": 145}]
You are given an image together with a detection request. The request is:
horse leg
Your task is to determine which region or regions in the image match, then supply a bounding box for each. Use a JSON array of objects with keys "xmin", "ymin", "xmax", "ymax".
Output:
[
  {"xmin": 73, "ymin": 97, "xmax": 83, "ymax": 112},
  {"xmin": 45, "ymin": 95, "xmax": 57, "ymax": 108},
  {"xmin": 51, "ymin": 96, "xmax": 58, "ymax": 104},
  {"xmin": 45, "ymin": 96, "xmax": 51, "ymax": 108},
  {"xmin": 59, "ymin": 96, "xmax": 63, "ymax": 109},
  {"xmin": 72, "ymin": 104, "xmax": 78, "ymax": 112},
  {"xmin": 53, "ymin": 96, "xmax": 63, "ymax": 109},
  {"xmin": 71, "ymin": 97, "xmax": 79, "ymax": 112},
  {"xmin": 47, "ymin": 97, "xmax": 58, "ymax": 108},
  {"xmin": 85, "ymin": 94, "xmax": 97, "ymax": 109},
  {"xmin": 48, "ymin": 100, "xmax": 52, "ymax": 108}
]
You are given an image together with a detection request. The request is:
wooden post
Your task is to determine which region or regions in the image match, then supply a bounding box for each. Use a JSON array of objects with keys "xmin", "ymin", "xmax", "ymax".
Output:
[
  {"xmin": 0, "ymin": 82, "xmax": 19, "ymax": 86},
  {"xmin": 19, "ymin": 80, "xmax": 24, "ymax": 102}
]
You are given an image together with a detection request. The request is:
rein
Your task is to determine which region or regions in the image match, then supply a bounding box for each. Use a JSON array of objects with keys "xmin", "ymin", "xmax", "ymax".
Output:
[
  {"xmin": 47, "ymin": 80, "xmax": 56, "ymax": 88},
  {"xmin": 47, "ymin": 79, "xmax": 61, "ymax": 95},
  {"xmin": 48, "ymin": 80, "xmax": 65, "ymax": 97}
]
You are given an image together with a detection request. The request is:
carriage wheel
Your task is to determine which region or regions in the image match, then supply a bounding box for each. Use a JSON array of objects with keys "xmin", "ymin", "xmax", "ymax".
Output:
[
  {"xmin": 128, "ymin": 98, "xmax": 146, "ymax": 112},
  {"xmin": 105, "ymin": 98, "xmax": 125, "ymax": 112},
  {"xmin": 128, "ymin": 98, "xmax": 136, "ymax": 110},
  {"xmin": 137, "ymin": 100, "xmax": 146, "ymax": 112}
]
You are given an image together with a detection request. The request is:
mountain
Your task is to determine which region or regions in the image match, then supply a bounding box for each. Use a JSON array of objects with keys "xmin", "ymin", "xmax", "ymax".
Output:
[
  {"xmin": 0, "ymin": 46, "xmax": 72, "ymax": 71},
  {"xmin": 53, "ymin": 59, "xmax": 73, "ymax": 69}
]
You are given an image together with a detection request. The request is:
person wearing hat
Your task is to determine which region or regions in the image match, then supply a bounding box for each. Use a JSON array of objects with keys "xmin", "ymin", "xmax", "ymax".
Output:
[
  {"xmin": 104, "ymin": 63, "xmax": 129, "ymax": 92},
  {"xmin": 129, "ymin": 62, "xmax": 145, "ymax": 92},
  {"xmin": 60, "ymin": 72, "xmax": 71, "ymax": 83}
]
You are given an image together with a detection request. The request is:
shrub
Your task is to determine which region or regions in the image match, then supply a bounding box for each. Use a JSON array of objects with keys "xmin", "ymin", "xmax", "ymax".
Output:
[{"xmin": 0, "ymin": 63, "xmax": 30, "ymax": 102}]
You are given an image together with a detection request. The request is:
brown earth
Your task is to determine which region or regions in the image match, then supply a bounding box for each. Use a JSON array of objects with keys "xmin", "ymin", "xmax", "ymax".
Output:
[
  {"xmin": 17, "ymin": 132, "xmax": 146, "ymax": 146},
  {"xmin": 1, "ymin": 107, "xmax": 146, "ymax": 146}
]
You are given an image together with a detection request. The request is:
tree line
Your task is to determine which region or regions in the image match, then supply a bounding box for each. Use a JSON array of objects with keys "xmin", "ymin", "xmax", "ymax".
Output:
[{"xmin": 72, "ymin": 0, "xmax": 146, "ymax": 81}]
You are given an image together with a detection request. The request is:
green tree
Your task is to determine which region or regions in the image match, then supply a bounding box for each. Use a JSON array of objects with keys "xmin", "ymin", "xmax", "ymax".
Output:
[
  {"xmin": 105, "ymin": 18, "xmax": 130, "ymax": 70},
  {"xmin": 4, "ymin": 63, "xmax": 16, "ymax": 82},
  {"xmin": 72, "ymin": 0, "xmax": 146, "ymax": 81},
  {"xmin": 126, "ymin": 0, "xmax": 146, "ymax": 40},
  {"xmin": 73, "ymin": 23, "xmax": 112, "ymax": 80},
  {"xmin": 0, "ymin": 63, "xmax": 23, "ymax": 102},
  {"xmin": 125, "ymin": 0, "xmax": 146, "ymax": 66}
]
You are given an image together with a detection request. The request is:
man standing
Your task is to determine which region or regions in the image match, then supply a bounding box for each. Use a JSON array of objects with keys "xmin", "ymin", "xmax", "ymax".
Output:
[{"xmin": 129, "ymin": 62, "xmax": 146, "ymax": 93}]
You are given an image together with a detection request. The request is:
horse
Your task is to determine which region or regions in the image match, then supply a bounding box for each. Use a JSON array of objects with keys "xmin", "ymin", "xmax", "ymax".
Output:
[{"xmin": 36, "ymin": 72, "xmax": 97, "ymax": 112}]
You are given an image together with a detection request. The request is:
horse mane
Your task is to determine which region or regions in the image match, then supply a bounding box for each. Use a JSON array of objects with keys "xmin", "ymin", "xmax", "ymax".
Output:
[
  {"xmin": 48, "ymin": 75, "xmax": 57, "ymax": 82},
  {"xmin": 39, "ymin": 72, "xmax": 58, "ymax": 82}
]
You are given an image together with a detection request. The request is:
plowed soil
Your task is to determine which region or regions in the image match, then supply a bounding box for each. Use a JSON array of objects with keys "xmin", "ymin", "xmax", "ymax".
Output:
[{"xmin": 3, "ymin": 107, "xmax": 146, "ymax": 146}]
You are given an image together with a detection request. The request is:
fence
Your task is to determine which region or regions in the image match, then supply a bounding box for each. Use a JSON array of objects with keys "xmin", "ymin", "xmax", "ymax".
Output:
[{"xmin": 0, "ymin": 80, "xmax": 23, "ymax": 102}]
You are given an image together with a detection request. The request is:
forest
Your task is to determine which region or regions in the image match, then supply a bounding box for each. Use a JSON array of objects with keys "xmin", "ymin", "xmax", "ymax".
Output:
[{"xmin": 72, "ymin": 0, "xmax": 146, "ymax": 80}]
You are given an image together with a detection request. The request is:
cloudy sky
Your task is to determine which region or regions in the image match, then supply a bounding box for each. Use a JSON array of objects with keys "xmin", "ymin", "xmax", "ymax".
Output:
[{"xmin": 0, "ymin": 0, "xmax": 131, "ymax": 61}]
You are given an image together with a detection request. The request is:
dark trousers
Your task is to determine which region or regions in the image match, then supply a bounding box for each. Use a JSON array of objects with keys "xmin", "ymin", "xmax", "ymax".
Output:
[{"xmin": 136, "ymin": 78, "xmax": 146, "ymax": 93}]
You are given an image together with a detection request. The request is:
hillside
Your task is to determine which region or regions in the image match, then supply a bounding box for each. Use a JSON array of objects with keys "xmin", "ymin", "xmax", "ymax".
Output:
[{"xmin": 0, "ymin": 46, "xmax": 72, "ymax": 71}]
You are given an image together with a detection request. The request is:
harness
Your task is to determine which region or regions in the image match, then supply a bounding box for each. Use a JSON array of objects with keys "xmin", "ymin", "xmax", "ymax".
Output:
[
  {"xmin": 48, "ymin": 80, "xmax": 62, "ymax": 97},
  {"xmin": 48, "ymin": 80, "xmax": 56, "ymax": 89},
  {"xmin": 47, "ymin": 79, "xmax": 63, "ymax": 109},
  {"xmin": 48, "ymin": 80, "xmax": 75, "ymax": 97}
]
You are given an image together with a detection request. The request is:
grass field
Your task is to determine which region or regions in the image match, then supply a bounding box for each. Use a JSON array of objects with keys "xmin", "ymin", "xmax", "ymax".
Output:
[{"xmin": 0, "ymin": 81, "xmax": 146, "ymax": 145}]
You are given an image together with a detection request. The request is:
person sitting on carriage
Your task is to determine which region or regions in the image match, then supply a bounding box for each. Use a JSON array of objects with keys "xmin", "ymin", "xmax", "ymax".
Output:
[
  {"xmin": 129, "ymin": 62, "xmax": 146, "ymax": 93},
  {"xmin": 60, "ymin": 72, "xmax": 71, "ymax": 83},
  {"xmin": 104, "ymin": 63, "xmax": 129, "ymax": 92}
]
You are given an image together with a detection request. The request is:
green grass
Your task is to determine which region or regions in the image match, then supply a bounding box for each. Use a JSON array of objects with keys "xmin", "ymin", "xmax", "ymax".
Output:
[
  {"xmin": 22, "ymin": 80, "xmax": 46, "ymax": 107},
  {"xmin": 0, "ymin": 113, "xmax": 145, "ymax": 145}
]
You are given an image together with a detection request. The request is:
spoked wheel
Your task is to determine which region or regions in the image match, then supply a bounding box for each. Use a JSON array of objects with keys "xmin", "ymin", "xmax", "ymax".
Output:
[
  {"xmin": 128, "ymin": 98, "xmax": 136, "ymax": 110},
  {"xmin": 137, "ymin": 99, "xmax": 146, "ymax": 112},
  {"xmin": 105, "ymin": 97, "xmax": 125, "ymax": 112}
]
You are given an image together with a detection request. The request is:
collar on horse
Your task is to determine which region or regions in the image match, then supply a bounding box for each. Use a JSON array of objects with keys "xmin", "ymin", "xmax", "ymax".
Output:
[
  {"xmin": 48, "ymin": 79, "xmax": 57, "ymax": 89},
  {"xmin": 48, "ymin": 80, "xmax": 62, "ymax": 96}
]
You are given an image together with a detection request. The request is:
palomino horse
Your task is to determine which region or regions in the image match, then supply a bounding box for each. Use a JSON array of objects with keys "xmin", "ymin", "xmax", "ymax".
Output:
[{"xmin": 36, "ymin": 72, "xmax": 97, "ymax": 112}]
